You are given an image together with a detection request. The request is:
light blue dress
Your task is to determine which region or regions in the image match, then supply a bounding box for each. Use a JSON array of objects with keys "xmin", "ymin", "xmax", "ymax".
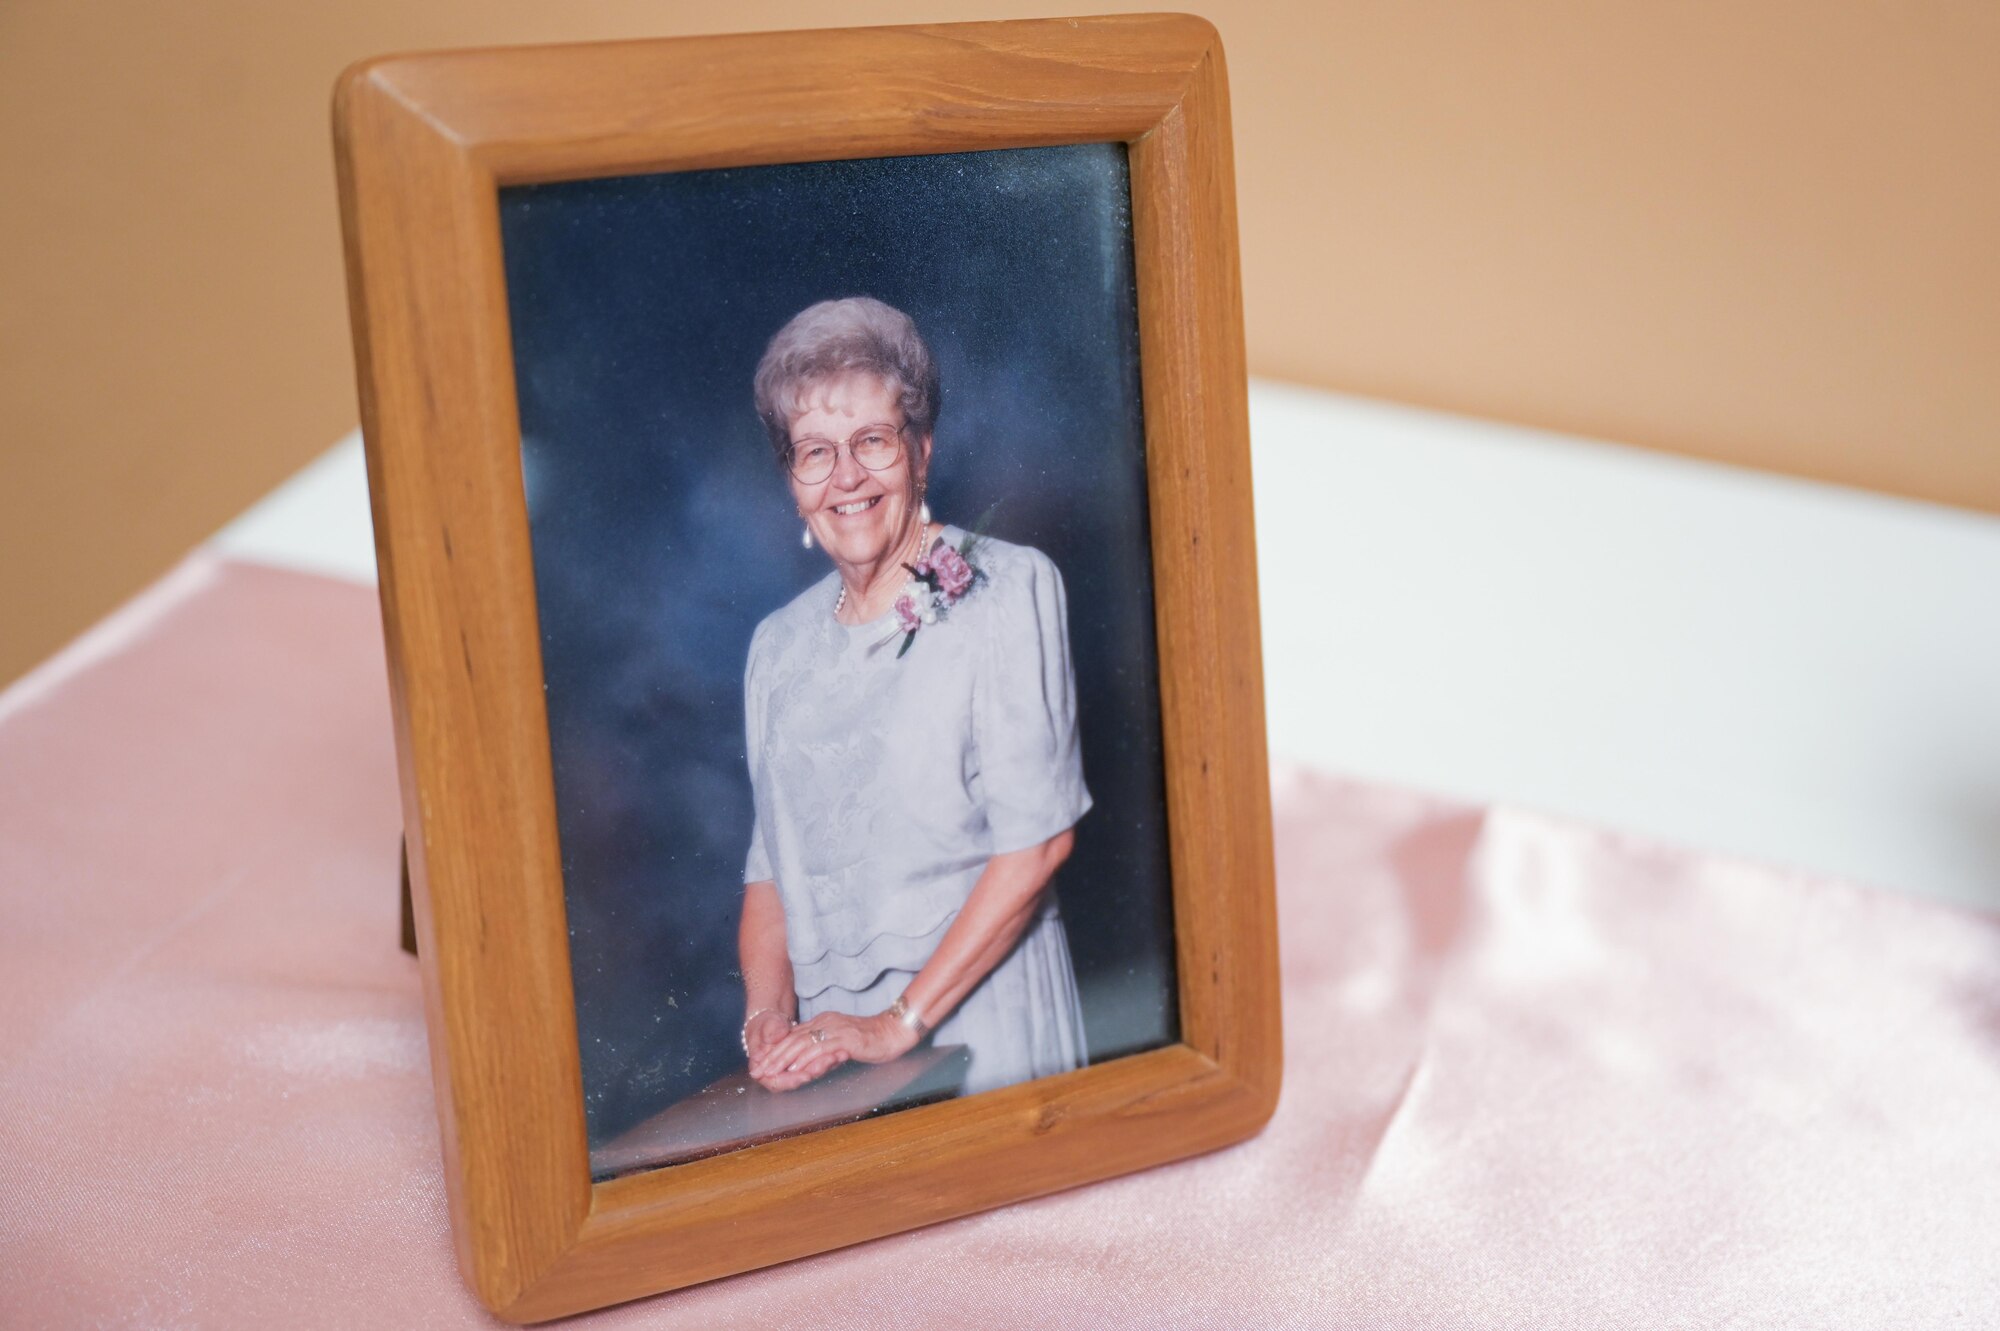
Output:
[{"xmin": 742, "ymin": 525, "xmax": 1091, "ymax": 1095}]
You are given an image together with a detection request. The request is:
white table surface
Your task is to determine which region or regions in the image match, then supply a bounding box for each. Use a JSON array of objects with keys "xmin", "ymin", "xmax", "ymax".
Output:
[{"xmin": 214, "ymin": 381, "xmax": 2000, "ymax": 913}]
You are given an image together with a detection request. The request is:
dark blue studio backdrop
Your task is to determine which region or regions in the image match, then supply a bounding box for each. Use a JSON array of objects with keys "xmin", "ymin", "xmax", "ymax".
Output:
[{"xmin": 498, "ymin": 143, "xmax": 1177, "ymax": 1152}]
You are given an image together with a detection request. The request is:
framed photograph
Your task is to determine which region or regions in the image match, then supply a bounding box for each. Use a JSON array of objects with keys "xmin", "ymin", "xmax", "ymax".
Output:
[{"xmin": 335, "ymin": 13, "xmax": 1277, "ymax": 1321}]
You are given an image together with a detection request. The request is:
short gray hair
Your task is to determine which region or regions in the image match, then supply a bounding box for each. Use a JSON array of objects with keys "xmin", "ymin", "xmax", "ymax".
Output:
[{"xmin": 752, "ymin": 297, "xmax": 940, "ymax": 463}]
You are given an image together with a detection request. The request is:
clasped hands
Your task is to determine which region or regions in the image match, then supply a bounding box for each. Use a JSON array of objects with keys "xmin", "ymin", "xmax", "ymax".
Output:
[{"xmin": 744, "ymin": 1008, "xmax": 921, "ymax": 1092}]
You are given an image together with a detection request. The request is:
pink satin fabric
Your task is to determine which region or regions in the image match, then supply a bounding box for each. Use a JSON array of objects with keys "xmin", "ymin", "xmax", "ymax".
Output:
[{"xmin": 3, "ymin": 558, "xmax": 1996, "ymax": 1326}]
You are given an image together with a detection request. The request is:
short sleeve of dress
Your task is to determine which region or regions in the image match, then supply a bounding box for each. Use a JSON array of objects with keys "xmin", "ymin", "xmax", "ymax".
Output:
[
  {"xmin": 974, "ymin": 547, "xmax": 1094, "ymax": 854},
  {"xmin": 742, "ymin": 623, "xmax": 775, "ymax": 886},
  {"xmin": 744, "ymin": 810, "xmax": 773, "ymax": 887}
]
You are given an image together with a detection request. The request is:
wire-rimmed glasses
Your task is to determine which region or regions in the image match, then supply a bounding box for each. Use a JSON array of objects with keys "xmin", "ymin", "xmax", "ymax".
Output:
[{"xmin": 785, "ymin": 422, "xmax": 908, "ymax": 484}]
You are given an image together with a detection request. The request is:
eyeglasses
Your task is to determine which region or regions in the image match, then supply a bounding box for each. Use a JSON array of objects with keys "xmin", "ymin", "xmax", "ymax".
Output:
[{"xmin": 785, "ymin": 423, "xmax": 908, "ymax": 484}]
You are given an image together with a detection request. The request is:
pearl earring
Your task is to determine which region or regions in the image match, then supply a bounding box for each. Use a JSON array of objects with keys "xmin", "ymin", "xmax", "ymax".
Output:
[
  {"xmin": 801, "ymin": 524, "xmax": 813, "ymax": 550},
  {"xmin": 919, "ymin": 500, "xmax": 931, "ymax": 524}
]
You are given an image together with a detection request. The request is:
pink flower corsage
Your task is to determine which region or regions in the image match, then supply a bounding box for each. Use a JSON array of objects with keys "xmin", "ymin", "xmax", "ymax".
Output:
[{"xmin": 885, "ymin": 531, "xmax": 985, "ymax": 658}]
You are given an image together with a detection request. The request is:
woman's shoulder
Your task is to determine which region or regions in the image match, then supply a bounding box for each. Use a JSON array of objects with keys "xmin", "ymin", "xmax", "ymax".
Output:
[
  {"xmin": 956, "ymin": 526, "xmax": 1062, "ymax": 590},
  {"xmin": 952, "ymin": 527, "xmax": 1067, "ymax": 641}
]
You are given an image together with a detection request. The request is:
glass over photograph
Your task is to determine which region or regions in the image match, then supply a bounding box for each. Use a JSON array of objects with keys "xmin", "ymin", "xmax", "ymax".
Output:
[{"xmin": 498, "ymin": 144, "xmax": 1178, "ymax": 1179}]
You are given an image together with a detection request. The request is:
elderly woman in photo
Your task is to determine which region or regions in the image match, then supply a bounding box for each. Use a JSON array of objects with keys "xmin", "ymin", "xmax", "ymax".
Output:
[{"xmin": 739, "ymin": 296, "xmax": 1092, "ymax": 1097}]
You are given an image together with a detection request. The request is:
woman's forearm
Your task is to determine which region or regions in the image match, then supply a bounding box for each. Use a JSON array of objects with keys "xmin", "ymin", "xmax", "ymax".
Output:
[
  {"xmin": 738, "ymin": 880, "xmax": 796, "ymax": 1020},
  {"xmin": 899, "ymin": 829, "xmax": 1074, "ymax": 1029},
  {"xmin": 748, "ymin": 831, "xmax": 1077, "ymax": 1087}
]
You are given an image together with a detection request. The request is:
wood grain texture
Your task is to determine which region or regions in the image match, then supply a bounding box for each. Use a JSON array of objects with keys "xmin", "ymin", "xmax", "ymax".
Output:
[
  {"xmin": 334, "ymin": 14, "xmax": 1277, "ymax": 1320},
  {"xmin": 335, "ymin": 65, "xmax": 591, "ymax": 1310}
]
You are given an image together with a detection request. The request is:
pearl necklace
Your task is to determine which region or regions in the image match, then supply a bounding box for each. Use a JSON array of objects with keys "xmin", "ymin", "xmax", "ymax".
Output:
[{"xmin": 835, "ymin": 517, "xmax": 933, "ymax": 620}]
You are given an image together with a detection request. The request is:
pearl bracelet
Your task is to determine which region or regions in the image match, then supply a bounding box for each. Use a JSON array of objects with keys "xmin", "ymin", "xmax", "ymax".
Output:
[{"xmin": 740, "ymin": 1007, "xmax": 791, "ymax": 1055}]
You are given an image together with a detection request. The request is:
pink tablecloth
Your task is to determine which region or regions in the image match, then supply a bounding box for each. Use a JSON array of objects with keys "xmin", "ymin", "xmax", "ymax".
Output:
[{"xmin": 3, "ymin": 557, "xmax": 1996, "ymax": 1327}]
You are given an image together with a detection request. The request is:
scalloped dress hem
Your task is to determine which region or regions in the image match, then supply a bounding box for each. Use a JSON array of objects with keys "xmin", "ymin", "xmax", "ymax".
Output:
[{"xmin": 797, "ymin": 896, "xmax": 1087, "ymax": 1097}]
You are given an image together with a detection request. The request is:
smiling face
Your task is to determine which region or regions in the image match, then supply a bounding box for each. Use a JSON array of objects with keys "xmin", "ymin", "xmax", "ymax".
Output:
[{"xmin": 787, "ymin": 371, "xmax": 931, "ymax": 575}]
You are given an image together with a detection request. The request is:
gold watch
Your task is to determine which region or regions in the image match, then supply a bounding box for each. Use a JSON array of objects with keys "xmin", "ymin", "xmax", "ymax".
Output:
[{"xmin": 886, "ymin": 995, "xmax": 930, "ymax": 1036}]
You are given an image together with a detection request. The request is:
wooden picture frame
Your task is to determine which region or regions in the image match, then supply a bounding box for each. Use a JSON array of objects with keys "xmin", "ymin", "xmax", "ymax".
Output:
[{"xmin": 334, "ymin": 13, "xmax": 1277, "ymax": 1321}]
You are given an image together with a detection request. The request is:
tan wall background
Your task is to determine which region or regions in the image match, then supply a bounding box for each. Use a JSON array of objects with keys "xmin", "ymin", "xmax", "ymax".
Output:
[{"xmin": 4, "ymin": 2, "xmax": 1996, "ymax": 686}]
